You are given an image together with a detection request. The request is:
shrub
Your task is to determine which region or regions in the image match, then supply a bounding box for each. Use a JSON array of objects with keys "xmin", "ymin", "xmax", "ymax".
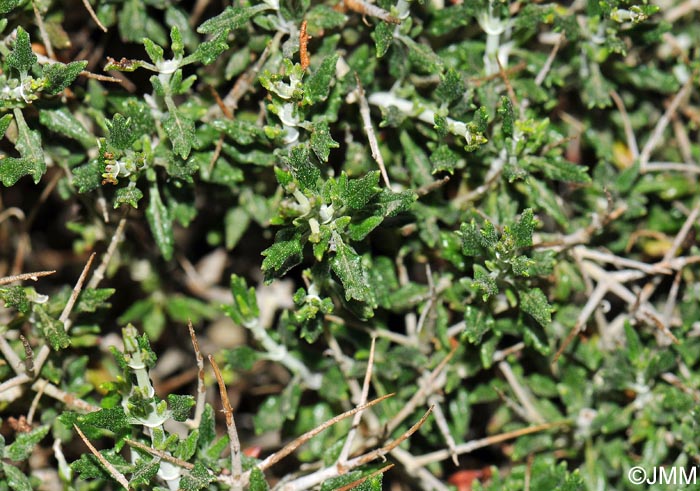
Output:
[{"xmin": 1, "ymin": 0, "xmax": 698, "ymax": 490}]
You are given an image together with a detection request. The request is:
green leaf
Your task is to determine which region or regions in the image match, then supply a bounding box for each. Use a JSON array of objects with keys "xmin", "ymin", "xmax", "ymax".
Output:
[
  {"xmin": 2, "ymin": 463, "xmax": 32, "ymax": 491},
  {"xmin": 0, "ymin": 114, "xmax": 12, "ymax": 138},
  {"xmin": 76, "ymin": 288, "xmax": 115, "ymax": 313},
  {"xmin": 114, "ymin": 186, "xmax": 144, "ymax": 208},
  {"xmin": 400, "ymin": 131, "xmax": 433, "ymax": 187},
  {"xmin": 524, "ymin": 156, "xmax": 591, "ymax": 183},
  {"xmin": 260, "ymin": 234, "xmax": 303, "ymax": 279},
  {"xmin": 511, "ymin": 208, "xmax": 536, "ymax": 248},
  {"xmin": 287, "ymin": 145, "xmax": 320, "ymax": 190},
  {"xmin": 12, "ymin": 109, "xmax": 45, "ymax": 183},
  {"xmin": 225, "ymin": 207, "xmax": 250, "ymax": 250},
  {"xmin": 223, "ymin": 345, "xmax": 259, "ymax": 371},
  {"xmin": 42, "ymin": 61, "xmax": 88, "ymax": 95},
  {"xmin": 196, "ymin": 4, "xmax": 271, "ymax": 34},
  {"xmin": 79, "ymin": 407, "xmax": 129, "ymax": 433},
  {"xmin": 0, "ymin": 0, "xmax": 20, "ymax": 15},
  {"xmin": 146, "ymin": 185, "xmax": 174, "ymax": 260},
  {"xmin": 339, "ymin": 171, "xmax": 380, "ymax": 210},
  {"xmin": 106, "ymin": 113, "xmax": 137, "ymax": 150},
  {"xmin": 168, "ymin": 394, "xmax": 195, "ymax": 422},
  {"xmin": 303, "ymin": 54, "xmax": 339, "ymax": 105},
  {"xmin": 520, "ymin": 288, "xmax": 552, "ymax": 328},
  {"xmin": 180, "ymin": 462, "xmax": 216, "ymax": 491},
  {"xmin": 163, "ymin": 108, "xmax": 195, "ymax": 159},
  {"xmin": 0, "ymin": 286, "xmax": 30, "ymax": 313},
  {"xmin": 34, "ymin": 305, "xmax": 70, "ymax": 350},
  {"xmin": 372, "ymin": 21, "xmax": 393, "ymax": 58},
  {"xmin": 0, "ymin": 158, "xmax": 44, "ymax": 187},
  {"xmin": 331, "ymin": 236, "xmax": 374, "ymax": 304},
  {"xmin": 72, "ymin": 160, "xmax": 102, "ymax": 193},
  {"xmin": 376, "ymin": 189, "xmax": 416, "ymax": 217},
  {"xmin": 471, "ymin": 264, "xmax": 497, "ymax": 300},
  {"xmin": 436, "ymin": 68, "xmax": 465, "ymax": 103},
  {"xmin": 7, "ymin": 27, "xmax": 36, "ymax": 74},
  {"xmin": 4, "ymin": 425, "xmax": 50, "ymax": 460},
  {"xmin": 310, "ymin": 120, "xmax": 339, "ymax": 163},
  {"xmin": 250, "ymin": 468, "xmax": 270, "ymax": 491},
  {"xmin": 39, "ymin": 108, "xmax": 94, "ymax": 148},
  {"xmin": 174, "ymin": 430, "xmax": 199, "ymax": 461},
  {"xmin": 188, "ymin": 30, "xmax": 229, "ymax": 65},
  {"xmin": 224, "ymin": 274, "xmax": 260, "ymax": 326},
  {"xmin": 143, "ymin": 37, "xmax": 164, "ymax": 64},
  {"xmin": 498, "ymin": 96, "xmax": 514, "ymax": 138}
]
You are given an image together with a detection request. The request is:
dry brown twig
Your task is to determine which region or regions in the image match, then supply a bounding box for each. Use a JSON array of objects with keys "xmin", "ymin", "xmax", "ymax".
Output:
[
  {"xmin": 209, "ymin": 355, "xmax": 243, "ymax": 491},
  {"xmin": 187, "ymin": 321, "xmax": 207, "ymax": 429},
  {"xmin": 299, "ymin": 20, "xmax": 310, "ymax": 70},
  {"xmin": 0, "ymin": 269, "xmax": 55, "ymax": 286},
  {"xmin": 74, "ymin": 424, "xmax": 130, "ymax": 490}
]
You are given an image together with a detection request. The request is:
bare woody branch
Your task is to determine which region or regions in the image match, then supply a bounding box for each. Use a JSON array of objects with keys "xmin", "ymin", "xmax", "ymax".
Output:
[
  {"xmin": 0, "ymin": 270, "xmax": 55, "ymax": 285},
  {"xmin": 74, "ymin": 424, "xmax": 130, "ymax": 490},
  {"xmin": 209, "ymin": 355, "xmax": 243, "ymax": 491},
  {"xmin": 187, "ymin": 321, "xmax": 207, "ymax": 429}
]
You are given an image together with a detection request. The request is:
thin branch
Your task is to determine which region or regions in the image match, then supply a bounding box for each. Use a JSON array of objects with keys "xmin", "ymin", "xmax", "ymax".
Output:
[
  {"xmin": 74, "ymin": 424, "xmax": 130, "ymax": 490},
  {"xmin": 609, "ymin": 90, "xmax": 639, "ymax": 158},
  {"xmin": 535, "ymin": 33, "xmax": 563, "ymax": 87},
  {"xmin": 498, "ymin": 360, "xmax": 545, "ymax": 424},
  {"xmin": 60, "ymin": 252, "xmax": 95, "ymax": 326},
  {"xmin": 31, "ymin": 0, "xmax": 56, "ymax": 59},
  {"xmin": 19, "ymin": 335, "xmax": 35, "ymax": 378},
  {"xmin": 26, "ymin": 378, "xmax": 45, "ymax": 424},
  {"xmin": 33, "ymin": 253, "xmax": 96, "ymax": 373},
  {"xmin": 639, "ymin": 76, "xmax": 694, "ymax": 172},
  {"xmin": 81, "ymin": 0, "xmax": 108, "ymax": 32},
  {"xmin": 428, "ymin": 395, "xmax": 459, "ymax": 465},
  {"xmin": 412, "ymin": 421, "xmax": 565, "ymax": 467},
  {"xmin": 254, "ymin": 394, "xmax": 394, "ymax": 474},
  {"xmin": 355, "ymin": 74, "xmax": 393, "ymax": 190},
  {"xmin": 347, "ymin": 406, "xmax": 434, "ymax": 468},
  {"xmin": 124, "ymin": 438, "xmax": 194, "ymax": 470},
  {"xmin": 386, "ymin": 345, "xmax": 456, "ymax": 434},
  {"xmin": 0, "ymin": 334, "xmax": 24, "ymax": 375},
  {"xmin": 0, "ymin": 270, "xmax": 55, "ymax": 285},
  {"xmin": 574, "ymin": 245, "xmax": 672, "ymax": 275},
  {"xmin": 415, "ymin": 175, "xmax": 451, "ymax": 197},
  {"xmin": 338, "ymin": 337, "xmax": 376, "ymax": 464},
  {"xmin": 391, "ymin": 447, "xmax": 451, "ymax": 491},
  {"xmin": 209, "ymin": 355, "xmax": 242, "ymax": 491},
  {"xmin": 88, "ymin": 214, "xmax": 127, "ymax": 289},
  {"xmin": 187, "ymin": 321, "xmax": 206, "ymax": 429},
  {"xmin": 32, "ymin": 379, "xmax": 100, "ymax": 412}
]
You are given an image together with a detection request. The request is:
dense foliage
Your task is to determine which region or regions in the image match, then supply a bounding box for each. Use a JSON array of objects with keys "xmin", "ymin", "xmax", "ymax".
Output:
[{"xmin": 1, "ymin": 0, "xmax": 699, "ymax": 490}]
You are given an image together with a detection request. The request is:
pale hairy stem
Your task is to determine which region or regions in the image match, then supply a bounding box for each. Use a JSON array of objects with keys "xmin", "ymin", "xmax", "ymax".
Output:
[
  {"xmin": 88, "ymin": 214, "xmax": 128, "ymax": 289},
  {"xmin": 32, "ymin": 378, "xmax": 100, "ymax": 412},
  {"xmin": 498, "ymin": 360, "xmax": 545, "ymax": 424},
  {"xmin": 427, "ymin": 395, "xmax": 459, "ymax": 466},
  {"xmin": 355, "ymin": 75, "xmax": 393, "ymax": 190}
]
